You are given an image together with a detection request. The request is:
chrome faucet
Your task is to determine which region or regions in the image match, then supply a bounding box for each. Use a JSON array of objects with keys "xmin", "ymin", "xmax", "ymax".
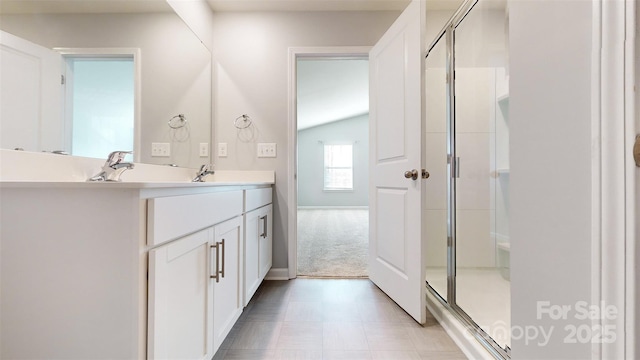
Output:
[
  {"xmin": 192, "ymin": 164, "xmax": 214, "ymax": 182},
  {"xmin": 88, "ymin": 151, "xmax": 134, "ymax": 182}
]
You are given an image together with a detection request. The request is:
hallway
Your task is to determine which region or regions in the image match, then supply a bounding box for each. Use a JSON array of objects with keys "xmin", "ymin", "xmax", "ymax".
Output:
[{"xmin": 214, "ymin": 279, "xmax": 466, "ymax": 359}]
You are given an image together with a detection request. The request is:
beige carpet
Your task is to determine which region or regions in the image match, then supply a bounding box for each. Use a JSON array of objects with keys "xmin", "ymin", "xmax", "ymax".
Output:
[{"xmin": 297, "ymin": 208, "xmax": 369, "ymax": 277}]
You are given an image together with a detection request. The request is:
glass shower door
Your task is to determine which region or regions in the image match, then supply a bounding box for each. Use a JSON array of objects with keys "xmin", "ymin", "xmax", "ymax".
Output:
[{"xmin": 453, "ymin": 0, "xmax": 511, "ymax": 350}]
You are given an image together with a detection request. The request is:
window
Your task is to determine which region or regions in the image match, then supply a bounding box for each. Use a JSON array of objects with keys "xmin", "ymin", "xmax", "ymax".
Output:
[{"xmin": 324, "ymin": 144, "xmax": 353, "ymax": 190}]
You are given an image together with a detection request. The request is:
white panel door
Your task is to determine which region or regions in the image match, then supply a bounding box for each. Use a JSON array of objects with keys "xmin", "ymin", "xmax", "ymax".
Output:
[
  {"xmin": 369, "ymin": 0, "xmax": 426, "ymax": 324},
  {"xmin": 148, "ymin": 228, "xmax": 213, "ymax": 360},
  {"xmin": 0, "ymin": 31, "xmax": 63, "ymax": 152}
]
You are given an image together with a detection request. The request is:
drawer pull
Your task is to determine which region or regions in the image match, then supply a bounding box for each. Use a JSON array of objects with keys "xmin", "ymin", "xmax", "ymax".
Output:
[
  {"xmin": 210, "ymin": 243, "xmax": 220, "ymax": 282},
  {"xmin": 260, "ymin": 215, "xmax": 268, "ymax": 238},
  {"xmin": 220, "ymin": 239, "xmax": 225, "ymax": 278}
]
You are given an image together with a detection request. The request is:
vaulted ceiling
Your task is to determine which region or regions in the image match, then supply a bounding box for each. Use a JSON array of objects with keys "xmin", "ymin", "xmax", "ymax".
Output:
[{"xmin": 296, "ymin": 59, "xmax": 369, "ymax": 130}]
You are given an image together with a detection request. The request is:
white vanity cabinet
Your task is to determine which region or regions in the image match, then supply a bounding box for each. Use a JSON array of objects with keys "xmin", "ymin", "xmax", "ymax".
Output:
[
  {"xmin": 148, "ymin": 216, "xmax": 244, "ymax": 359},
  {"xmin": 146, "ymin": 190, "xmax": 245, "ymax": 359},
  {"xmin": 148, "ymin": 228, "xmax": 214, "ymax": 360},
  {"xmin": 211, "ymin": 216, "xmax": 244, "ymax": 352},
  {"xmin": 243, "ymin": 188, "xmax": 273, "ymax": 306},
  {"xmin": 0, "ymin": 179, "xmax": 273, "ymax": 360}
]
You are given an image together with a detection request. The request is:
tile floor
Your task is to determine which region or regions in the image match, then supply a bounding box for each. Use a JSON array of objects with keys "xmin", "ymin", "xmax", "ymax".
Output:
[{"xmin": 214, "ymin": 278, "xmax": 467, "ymax": 360}]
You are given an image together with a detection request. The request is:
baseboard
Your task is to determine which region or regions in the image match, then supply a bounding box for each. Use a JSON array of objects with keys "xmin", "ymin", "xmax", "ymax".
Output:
[
  {"xmin": 265, "ymin": 268, "xmax": 290, "ymax": 280},
  {"xmin": 297, "ymin": 206, "xmax": 369, "ymax": 210},
  {"xmin": 426, "ymin": 291, "xmax": 496, "ymax": 360}
]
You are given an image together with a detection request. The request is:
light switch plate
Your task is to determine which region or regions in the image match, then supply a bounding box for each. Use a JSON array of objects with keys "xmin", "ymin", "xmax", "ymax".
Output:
[
  {"xmin": 151, "ymin": 143, "xmax": 170, "ymax": 157},
  {"xmin": 218, "ymin": 143, "xmax": 228, "ymax": 157},
  {"xmin": 257, "ymin": 143, "xmax": 276, "ymax": 158},
  {"xmin": 199, "ymin": 143, "xmax": 209, "ymax": 157}
]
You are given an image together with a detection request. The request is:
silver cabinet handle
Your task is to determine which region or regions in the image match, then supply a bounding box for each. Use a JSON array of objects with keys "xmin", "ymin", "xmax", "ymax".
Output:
[
  {"xmin": 260, "ymin": 215, "xmax": 268, "ymax": 238},
  {"xmin": 264, "ymin": 215, "xmax": 268, "ymax": 238},
  {"xmin": 210, "ymin": 243, "xmax": 220, "ymax": 282},
  {"xmin": 219, "ymin": 239, "xmax": 225, "ymax": 279}
]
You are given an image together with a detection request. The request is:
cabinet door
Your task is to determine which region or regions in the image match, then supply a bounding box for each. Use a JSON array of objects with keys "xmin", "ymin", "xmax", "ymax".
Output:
[
  {"xmin": 258, "ymin": 204, "xmax": 273, "ymax": 280},
  {"xmin": 244, "ymin": 208, "xmax": 262, "ymax": 306},
  {"xmin": 148, "ymin": 228, "xmax": 213, "ymax": 360},
  {"xmin": 212, "ymin": 216, "xmax": 244, "ymax": 353}
]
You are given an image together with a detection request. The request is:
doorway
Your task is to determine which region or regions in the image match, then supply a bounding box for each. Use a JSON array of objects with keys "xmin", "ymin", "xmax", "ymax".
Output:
[
  {"xmin": 59, "ymin": 48, "xmax": 141, "ymax": 162},
  {"xmin": 64, "ymin": 56, "xmax": 135, "ymax": 159},
  {"xmin": 287, "ymin": 47, "xmax": 371, "ymax": 279}
]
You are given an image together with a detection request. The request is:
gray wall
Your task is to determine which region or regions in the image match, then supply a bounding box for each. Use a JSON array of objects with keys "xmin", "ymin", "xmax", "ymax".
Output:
[
  {"xmin": 297, "ymin": 114, "xmax": 369, "ymax": 207},
  {"xmin": 211, "ymin": 11, "xmax": 400, "ymax": 270}
]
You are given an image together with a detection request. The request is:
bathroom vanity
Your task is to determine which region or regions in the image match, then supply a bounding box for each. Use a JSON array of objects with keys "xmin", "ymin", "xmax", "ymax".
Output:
[{"xmin": 0, "ymin": 151, "xmax": 274, "ymax": 359}]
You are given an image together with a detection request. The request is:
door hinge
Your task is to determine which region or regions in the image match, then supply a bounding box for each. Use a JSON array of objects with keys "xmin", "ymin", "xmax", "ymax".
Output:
[{"xmin": 61, "ymin": 74, "xmax": 65, "ymax": 85}]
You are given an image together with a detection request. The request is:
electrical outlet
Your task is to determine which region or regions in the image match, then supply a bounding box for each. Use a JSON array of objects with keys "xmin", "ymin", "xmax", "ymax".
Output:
[
  {"xmin": 151, "ymin": 142, "xmax": 170, "ymax": 157},
  {"xmin": 199, "ymin": 143, "xmax": 209, "ymax": 157},
  {"xmin": 257, "ymin": 143, "xmax": 276, "ymax": 158},
  {"xmin": 218, "ymin": 143, "xmax": 228, "ymax": 157}
]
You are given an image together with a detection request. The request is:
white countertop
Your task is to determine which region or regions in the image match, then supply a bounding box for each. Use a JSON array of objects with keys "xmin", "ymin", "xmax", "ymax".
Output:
[{"xmin": 0, "ymin": 149, "xmax": 274, "ymax": 189}]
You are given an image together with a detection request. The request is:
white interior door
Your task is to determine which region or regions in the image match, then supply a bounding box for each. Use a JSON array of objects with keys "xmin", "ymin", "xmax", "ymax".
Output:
[
  {"xmin": 0, "ymin": 30, "xmax": 63, "ymax": 152},
  {"xmin": 368, "ymin": 0, "xmax": 426, "ymax": 324}
]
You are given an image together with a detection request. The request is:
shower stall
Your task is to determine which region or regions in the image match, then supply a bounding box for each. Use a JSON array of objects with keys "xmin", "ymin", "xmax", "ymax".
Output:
[{"xmin": 424, "ymin": 0, "xmax": 511, "ymax": 358}]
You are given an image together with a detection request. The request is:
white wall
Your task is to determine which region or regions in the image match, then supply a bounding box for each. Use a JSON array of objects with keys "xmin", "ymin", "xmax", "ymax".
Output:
[
  {"xmin": 211, "ymin": 11, "xmax": 401, "ymax": 269},
  {"xmin": 168, "ymin": 0, "xmax": 215, "ymax": 53},
  {"xmin": 510, "ymin": 1, "xmax": 593, "ymax": 358},
  {"xmin": 297, "ymin": 114, "xmax": 369, "ymax": 207},
  {"xmin": 0, "ymin": 13, "xmax": 211, "ymax": 168}
]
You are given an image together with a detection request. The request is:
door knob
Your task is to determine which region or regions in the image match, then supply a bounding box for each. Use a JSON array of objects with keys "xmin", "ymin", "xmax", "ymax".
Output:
[{"xmin": 404, "ymin": 169, "xmax": 419, "ymax": 180}]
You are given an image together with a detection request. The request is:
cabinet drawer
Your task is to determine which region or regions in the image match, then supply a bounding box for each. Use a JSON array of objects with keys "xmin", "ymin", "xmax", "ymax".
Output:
[
  {"xmin": 245, "ymin": 188, "xmax": 272, "ymax": 212},
  {"xmin": 148, "ymin": 190, "xmax": 243, "ymax": 247}
]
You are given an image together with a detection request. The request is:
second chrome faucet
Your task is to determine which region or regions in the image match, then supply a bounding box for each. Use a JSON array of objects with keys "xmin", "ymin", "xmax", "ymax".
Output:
[
  {"xmin": 192, "ymin": 164, "xmax": 214, "ymax": 182},
  {"xmin": 88, "ymin": 151, "xmax": 134, "ymax": 182}
]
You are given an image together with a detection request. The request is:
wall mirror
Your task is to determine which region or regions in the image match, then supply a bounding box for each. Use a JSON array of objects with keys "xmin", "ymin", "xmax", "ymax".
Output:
[{"xmin": 0, "ymin": 0, "xmax": 212, "ymax": 168}]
